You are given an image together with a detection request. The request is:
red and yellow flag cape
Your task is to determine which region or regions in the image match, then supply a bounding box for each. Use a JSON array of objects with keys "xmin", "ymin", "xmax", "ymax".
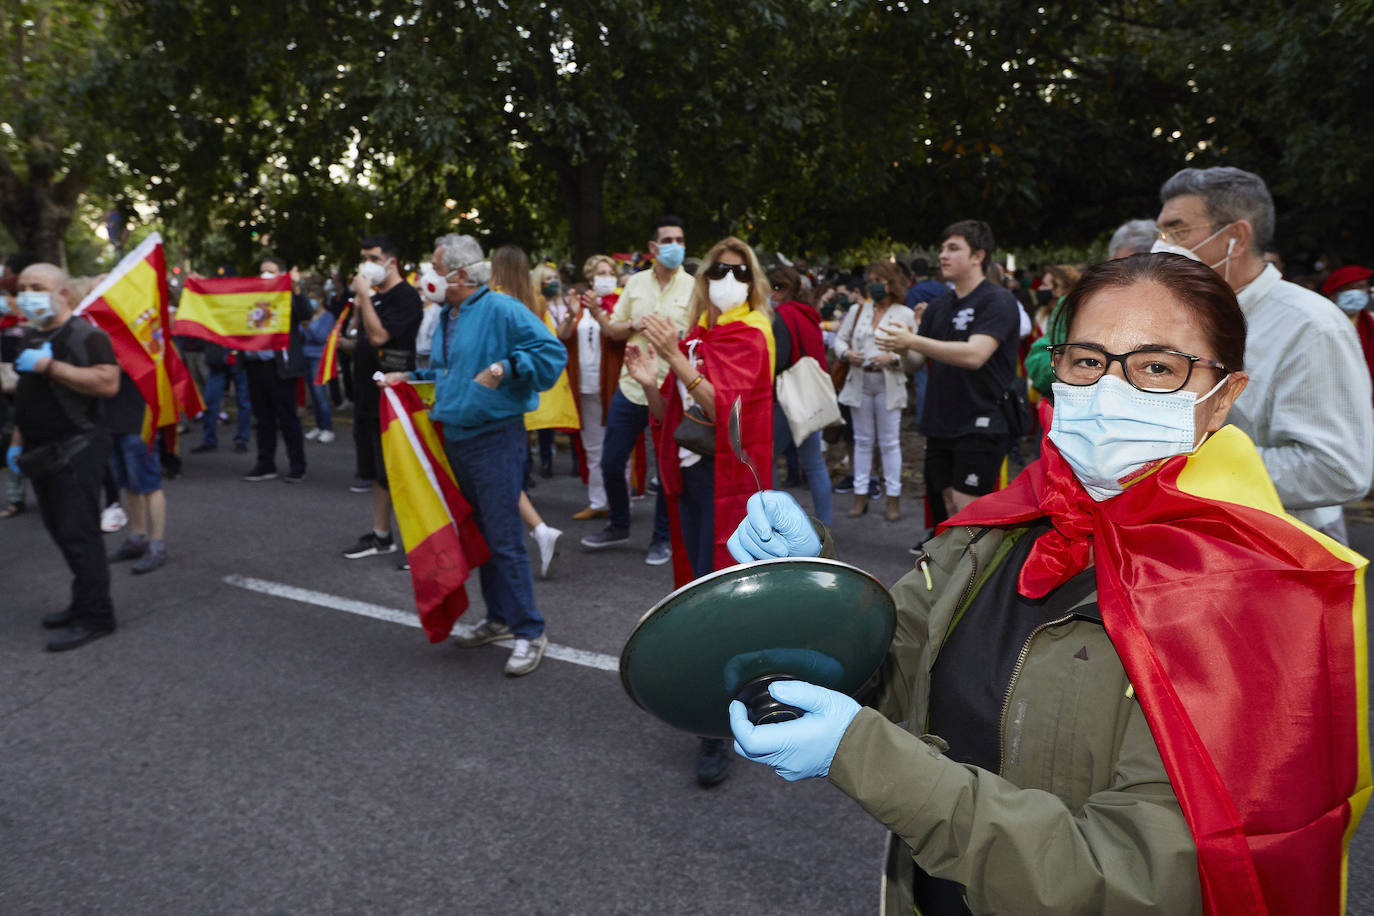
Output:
[
  {"xmin": 379, "ymin": 382, "xmax": 490, "ymax": 642},
  {"xmin": 312, "ymin": 303, "xmax": 351, "ymax": 386},
  {"xmin": 76, "ymin": 233, "xmax": 204, "ymax": 438},
  {"xmin": 174, "ymin": 275, "xmax": 292, "ymax": 350},
  {"xmin": 944, "ymin": 426, "xmax": 1369, "ymax": 915},
  {"xmin": 654, "ymin": 303, "xmax": 775, "ymax": 588}
]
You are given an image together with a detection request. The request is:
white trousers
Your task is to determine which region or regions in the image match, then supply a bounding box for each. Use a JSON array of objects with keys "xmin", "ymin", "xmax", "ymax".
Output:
[
  {"xmin": 851, "ymin": 376, "xmax": 903, "ymax": 497},
  {"xmin": 580, "ymin": 392, "xmax": 607, "ymax": 510}
]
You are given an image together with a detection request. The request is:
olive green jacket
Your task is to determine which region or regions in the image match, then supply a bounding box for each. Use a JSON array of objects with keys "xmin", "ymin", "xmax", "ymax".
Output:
[{"xmin": 828, "ymin": 525, "xmax": 1201, "ymax": 915}]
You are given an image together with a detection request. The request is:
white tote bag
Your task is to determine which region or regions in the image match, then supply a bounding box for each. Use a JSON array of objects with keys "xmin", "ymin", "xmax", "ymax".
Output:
[{"xmin": 775, "ymin": 355, "xmax": 842, "ymax": 445}]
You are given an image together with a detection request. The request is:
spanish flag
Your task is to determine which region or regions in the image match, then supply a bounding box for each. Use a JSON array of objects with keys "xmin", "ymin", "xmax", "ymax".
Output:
[
  {"xmin": 379, "ymin": 381, "xmax": 490, "ymax": 642},
  {"xmin": 76, "ymin": 233, "xmax": 205, "ymax": 434},
  {"xmin": 174, "ymin": 275, "xmax": 292, "ymax": 350},
  {"xmin": 945, "ymin": 426, "xmax": 1370, "ymax": 915},
  {"xmin": 312, "ymin": 303, "xmax": 351, "ymax": 386}
]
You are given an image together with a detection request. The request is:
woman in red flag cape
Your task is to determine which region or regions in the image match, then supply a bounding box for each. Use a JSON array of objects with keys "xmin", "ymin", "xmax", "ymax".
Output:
[
  {"xmin": 725, "ymin": 253, "xmax": 1369, "ymax": 915},
  {"xmin": 624, "ymin": 236, "xmax": 775, "ymax": 586},
  {"xmin": 625, "ymin": 235, "xmax": 774, "ymax": 788}
]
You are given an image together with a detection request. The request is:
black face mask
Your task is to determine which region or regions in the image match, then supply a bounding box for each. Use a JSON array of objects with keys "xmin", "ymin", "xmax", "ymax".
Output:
[{"xmin": 868, "ymin": 282, "xmax": 888, "ymax": 301}]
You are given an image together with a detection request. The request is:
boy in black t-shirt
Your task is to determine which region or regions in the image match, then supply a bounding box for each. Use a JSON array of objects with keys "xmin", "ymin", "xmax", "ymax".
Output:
[
  {"xmin": 342, "ymin": 234, "xmax": 423, "ymax": 561},
  {"xmin": 875, "ymin": 220, "xmax": 1021, "ymax": 527}
]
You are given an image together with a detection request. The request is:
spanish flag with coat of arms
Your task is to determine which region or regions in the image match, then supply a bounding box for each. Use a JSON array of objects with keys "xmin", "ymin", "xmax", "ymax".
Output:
[
  {"xmin": 174, "ymin": 274, "xmax": 293, "ymax": 350},
  {"xmin": 75, "ymin": 233, "xmax": 204, "ymax": 437},
  {"xmin": 380, "ymin": 381, "xmax": 489, "ymax": 642}
]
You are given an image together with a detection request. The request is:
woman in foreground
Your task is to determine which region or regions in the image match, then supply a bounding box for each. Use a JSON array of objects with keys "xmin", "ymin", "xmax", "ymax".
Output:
[{"xmin": 726, "ymin": 253, "xmax": 1368, "ymax": 915}]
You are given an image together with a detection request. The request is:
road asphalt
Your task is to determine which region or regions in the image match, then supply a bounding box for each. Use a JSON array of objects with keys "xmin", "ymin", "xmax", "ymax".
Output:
[{"xmin": 1, "ymin": 426, "xmax": 1370, "ymax": 914}]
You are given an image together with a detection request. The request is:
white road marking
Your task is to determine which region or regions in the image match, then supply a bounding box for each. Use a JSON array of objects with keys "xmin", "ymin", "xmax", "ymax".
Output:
[{"xmin": 223, "ymin": 575, "xmax": 620, "ymax": 673}]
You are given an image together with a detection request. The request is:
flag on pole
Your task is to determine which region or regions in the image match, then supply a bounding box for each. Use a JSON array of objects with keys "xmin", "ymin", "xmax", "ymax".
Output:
[
  {"xmin": 174, "ymin": 275, "xmax": 292, "ymax": 350},
  {"xmin": 379, "ymin": 382, "xmax": 489, "ymax": 642},
  {"xmin": 76, "ymin": 233, "xmax": 205, "ymax": 436},
  {"xmin": 312, "ymin": 303, "xmax": 351, "ymax": 386}
]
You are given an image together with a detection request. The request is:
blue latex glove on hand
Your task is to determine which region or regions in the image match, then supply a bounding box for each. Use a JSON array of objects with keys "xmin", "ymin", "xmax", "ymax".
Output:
[
  {"xmin": 726, "ymin": 491, "xmax": 821, "ymax": 564},
  {"xmin": 6, "ymin": 445, "xmax": 20, "ymax": 475},
  {"xmin": 729, "ymin": 680, "xmax": 861, "ymax": 781},
  {"xmin": 15, "ymin": 341, "xmax": 52, "ymax": 373}
]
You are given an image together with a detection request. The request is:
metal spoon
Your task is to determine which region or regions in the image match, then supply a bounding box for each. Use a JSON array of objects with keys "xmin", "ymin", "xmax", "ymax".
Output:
[{"xmin": 729, "ymin": 396, "xmax": 763, "ymax": 493}]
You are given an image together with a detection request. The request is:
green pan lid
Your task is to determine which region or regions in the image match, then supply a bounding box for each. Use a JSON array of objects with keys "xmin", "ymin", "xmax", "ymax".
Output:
[{"xmin": 619, "ymin": 557, "xmax": 896, "ymax": 739}]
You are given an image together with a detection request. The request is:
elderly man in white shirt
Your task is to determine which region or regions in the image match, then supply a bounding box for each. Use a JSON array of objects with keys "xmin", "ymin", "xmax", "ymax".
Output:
[{"xmin": 1155, "ymin": 166, "xmax": 1374, "ymax": 543}]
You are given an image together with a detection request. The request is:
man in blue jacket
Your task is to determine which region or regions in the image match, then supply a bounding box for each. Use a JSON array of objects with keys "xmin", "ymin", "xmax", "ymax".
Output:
[{"xmin": 381, "ymin": 233, "xmax": 566, "ymax": 677}]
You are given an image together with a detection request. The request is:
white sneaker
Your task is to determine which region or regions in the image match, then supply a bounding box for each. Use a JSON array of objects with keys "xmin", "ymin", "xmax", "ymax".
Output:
[
  {"xmin": 532, "ymin": 524, "xmax": 562, "ymax": 579},
  {"xmin": 504, "ymin": 633, "xmax": 548, "ymax": 676},
  {"xmin": 318, "ymin": 430, "xmax": 335, "ymax": 443},
  {"xmin": 305, "ymin": 428, "xmax": 322, "ymax": 441},
  {"xmin": 101, "ymin": 503, "xmax": 128, "ymax": 533}
]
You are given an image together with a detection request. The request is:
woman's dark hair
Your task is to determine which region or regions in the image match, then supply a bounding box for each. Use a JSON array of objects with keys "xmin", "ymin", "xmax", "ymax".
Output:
[
  {"xmin": 1062, "ymin": 252, "xmax": 1246, "ymax": 372},
  {"xmin": 767, "ymin": 265, "xmax": 802, "ymax": 302}
]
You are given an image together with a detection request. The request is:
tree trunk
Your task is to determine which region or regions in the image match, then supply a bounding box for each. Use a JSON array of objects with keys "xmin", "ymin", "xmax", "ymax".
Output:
[
  {"xmin": 557, "ymin": 154, "xmax": 609, "ymax": 267},
  {"xmin": 0, "ymin": 170, "xmax": 86, "ymax": 268}
]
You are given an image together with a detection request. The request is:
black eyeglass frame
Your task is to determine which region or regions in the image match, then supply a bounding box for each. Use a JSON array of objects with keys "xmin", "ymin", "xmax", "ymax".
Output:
[
  {"xmin": 704, "ymin": 261, "xmax": 753, "ymax": 283},
  {"xmin": 1046, "ymin": 342, "xmax": 1230, "ymax": 394}
]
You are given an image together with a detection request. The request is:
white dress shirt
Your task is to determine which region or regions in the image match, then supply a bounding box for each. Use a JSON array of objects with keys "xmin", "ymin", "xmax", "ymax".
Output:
[{"xmin": 1229, "ymin": 264, "xmax": 1374, "ymax": 528}]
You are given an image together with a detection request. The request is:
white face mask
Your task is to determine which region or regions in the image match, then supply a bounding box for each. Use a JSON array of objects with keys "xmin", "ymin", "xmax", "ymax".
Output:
[
  {"xmin": 592, "ymin": 275, "xmax": 617, "ymax": 297},
  {"xmin": 1150, "ymin": 223, "xmax": 1237, "ymax": 282},
  {"xmin": 358, "ymin": 260, "xmax": 388, "ymax": 286},
  {"xmin": 260, "ymin": 271, "xmax": 278, "ymax": 279},
  {"xmin": 708, "ymin": 275, "xmax": 750, "ymax": 311},
  {"xmin": 1048, "ymin": 373, "xmax": 1228, "ymax": 501},
  {"xmin": 16, "ymin": 290, "xmax": 55, "ymax": 324},
  {"xmin": 418, "ymin": 266, "xmax": 458, "ymax": 303}
]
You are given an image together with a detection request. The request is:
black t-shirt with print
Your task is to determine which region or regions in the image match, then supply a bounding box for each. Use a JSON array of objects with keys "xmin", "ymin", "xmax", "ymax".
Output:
[
  {"xmin": 14, "ymin": 318, "xmax": 116, "ymax": 446},
  {"xmin": 920, "ymin": 278, "xmax": 1021, "ymax": 438},
  {"xmin": 353, "ymin": 280, "xmax": 423, "ymax": 418}
]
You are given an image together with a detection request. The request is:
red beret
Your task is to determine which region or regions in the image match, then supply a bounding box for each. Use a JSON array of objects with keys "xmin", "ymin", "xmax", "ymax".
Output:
[{"xmin": 1321, "ymin": 265, "xmax": 1372, "ymax": 296}]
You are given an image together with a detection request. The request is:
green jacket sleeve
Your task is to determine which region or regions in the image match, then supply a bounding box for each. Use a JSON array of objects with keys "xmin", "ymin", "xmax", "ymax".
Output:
[
  {"xmin": 1024, "ymin": 302, "xmax": 1066, "ymax": 397},
  {"xmin": 828, "ymin": 707, "xmax": 1200, "ymax": 915}
]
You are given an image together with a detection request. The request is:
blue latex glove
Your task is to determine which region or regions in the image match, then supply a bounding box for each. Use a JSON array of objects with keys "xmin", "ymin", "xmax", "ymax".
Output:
[
  {"xmin": 726, "ymin": 491, "xmax": 821, "ymax": 564},
  {"xmin": 6, "ymin": 445, "xmax": 20, "ymax": 475},
  {"xmin": 729, "ymin": 680, "xmax": 861, "ymax": 781},
  {"xmin": 15, "ymin": 341, "xmax": 52, "ymax": 373}
]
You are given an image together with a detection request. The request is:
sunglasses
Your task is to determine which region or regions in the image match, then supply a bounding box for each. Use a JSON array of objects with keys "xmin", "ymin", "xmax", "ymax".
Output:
[{"xmin": 704, "ymin": 262, "xmax": 752, "ymax": 283}]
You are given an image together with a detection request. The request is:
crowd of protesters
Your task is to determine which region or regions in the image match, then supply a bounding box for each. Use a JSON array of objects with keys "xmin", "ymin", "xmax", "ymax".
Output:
[{"xmin": 4, "ymin": 164, "xmax": 1373, "ymax": 746}]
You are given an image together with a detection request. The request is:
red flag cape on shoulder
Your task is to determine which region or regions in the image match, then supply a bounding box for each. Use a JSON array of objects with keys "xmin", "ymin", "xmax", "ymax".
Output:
[
  {"xmin": 380, "ymin": 383, "xmax": 490, "ymax": 642},
  {"xmin": 313, "ymin": 303, "xmax": 350, "ymax": 386},
  {"xmin": 75, "ymin": 233, "xmax": 204, "ymax": 436},
  {"xmin": 1356, "ymin": 311, "xmax": 1374, "ymax": 409},
  {"xmin": 654, "ymin": 305, "xmax": 774, "ymax": 587},
  {"xmin": 943, "ymin": 426, "xmax": 1370, "ymax": 915}
]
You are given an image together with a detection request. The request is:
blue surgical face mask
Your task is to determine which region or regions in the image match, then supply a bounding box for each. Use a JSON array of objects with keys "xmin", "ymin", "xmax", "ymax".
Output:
[
  {"xmin": 1048, "ymin": 373, "xmax": 1228, "ymax": 501},
  {"xmin": 656, "ymin": 242, "xmax": 685, "ymax": 270},
  {"xmin": 1335, "ymin": 289, "xmax": 1369, "ymax": 315},
  {"xmin": 16, "ymin": 290, "xmax": 55, "ymax": 324}
]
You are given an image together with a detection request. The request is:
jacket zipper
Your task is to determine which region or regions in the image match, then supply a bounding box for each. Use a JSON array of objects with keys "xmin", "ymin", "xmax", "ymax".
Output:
[
  {"xmin": 999, "ymin": 612, "xmax": 1075, "ymax": 773},
  {"xmin": 954, "ymin": 526, "xmax": 980, "ymax": 610}
]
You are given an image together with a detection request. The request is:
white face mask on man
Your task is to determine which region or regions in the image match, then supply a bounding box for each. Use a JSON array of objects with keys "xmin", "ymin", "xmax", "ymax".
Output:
[{"xmin": 1150, "ymin": 224, "xmax": 1237, "ymax": 282}]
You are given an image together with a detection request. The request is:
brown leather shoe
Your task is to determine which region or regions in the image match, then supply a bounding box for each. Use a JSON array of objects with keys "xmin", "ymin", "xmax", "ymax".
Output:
[
  {"xmin": 572, "ymin": 506, "xmax": 609, "ymax": 520},
  {"xmin": 884, "ymin": 495, "xmax": 901, "ymax": 522},
  {"xmin": 847, "ymin": 494, "xmax": 869, "ymax": 517}
]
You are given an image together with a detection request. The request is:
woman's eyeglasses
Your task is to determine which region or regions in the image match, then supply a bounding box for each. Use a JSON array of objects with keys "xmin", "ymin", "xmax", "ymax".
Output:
[
  {"xmin": 1049, "ymin": 343, "xmax": 1229, "ymax": 393},
  {"xmin": 704, "ymin": 262, "xmax": 752, "ymax": 283}
]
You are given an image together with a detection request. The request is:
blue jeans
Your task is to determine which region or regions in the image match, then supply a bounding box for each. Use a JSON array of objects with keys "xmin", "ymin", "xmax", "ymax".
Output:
[
  {"xmin": 773, "ymin": 402, "xmax": 833, "ymax": 525},
  {"xmin": 304, "ymin": 357, "xmax": 333, "ymax": 431},
  {"xmin": 678, "ymin": 459, "xmax": 715, "ymax": 580},
  {"xmin": 443, "ymin": 419, "xmax": 544, "ymax": 639},
  {"xmin": 599, "ymin": 389, "xmax": 670, "ymax": 543},
  {"xmin": 912, "ymin": 364, "xmax": 928, "ymax": 429},
  {"xmin": 201, "ymin": 364, "xmax": 251, "ymax": 446}
]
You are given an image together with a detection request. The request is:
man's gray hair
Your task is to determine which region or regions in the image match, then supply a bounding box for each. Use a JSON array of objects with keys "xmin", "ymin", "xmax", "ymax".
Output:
[
  {"xmin": 1108, "ymin": 219, "xmax": 1159, "ymax": 257},
  {"xmin": 1159, "ymin": 167, "xmax": 1274, "ymax": 253},
  {"xmin": 435, "ymin": 233, "xmax": 491, "ymax": 286}
]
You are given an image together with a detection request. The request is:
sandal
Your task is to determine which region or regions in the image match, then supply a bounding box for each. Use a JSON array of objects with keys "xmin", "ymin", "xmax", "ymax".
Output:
[{"xmin": 0, "ymin": 502, "xmax": 24, "ymax": 519}]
